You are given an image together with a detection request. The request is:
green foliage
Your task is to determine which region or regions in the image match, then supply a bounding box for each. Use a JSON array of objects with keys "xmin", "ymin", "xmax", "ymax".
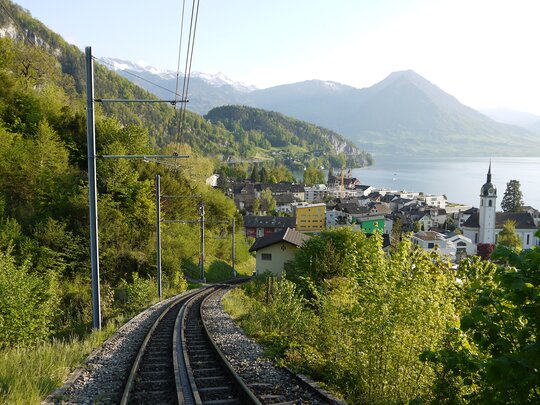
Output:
[
  {"xmin": 500, "ymin": 179, "xmax": 524, "ymax": 212},
  {"xmin": 497, "ymin": 220, "xmax": 522, "ymax": 251},
  {"xmin": 117, "ymin": 273, "xmax": 157, "ymax": 313},
  {"xmin": 424, "ymin": 239, "xmax": 540, "ymax": 404},
  {"xmin": 260, "ymin": 188, "xmax": 276, "ymax": 212},
  {"xmin": 303, "ymin": 165, "xmax": 326, "ymax": 186},
  {"xmin": 231, "ymin": 230, "xmax": 457, "ymax": 403},
  {"xmin": 0, "ymin": 250, "xmax": 59, "ymax": 348}
]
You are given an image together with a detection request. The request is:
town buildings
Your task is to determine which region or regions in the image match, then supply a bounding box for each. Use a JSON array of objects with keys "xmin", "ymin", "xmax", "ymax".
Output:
[{"xmin": 222, "ymin": 164, "xmax": 539, "ymax": 268}]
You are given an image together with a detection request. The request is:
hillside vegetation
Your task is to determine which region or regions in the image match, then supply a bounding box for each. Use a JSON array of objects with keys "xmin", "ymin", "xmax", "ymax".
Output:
[
  {"xmin": 205, "ymin": 105, "xmax": 372, "ymax": 168},
  {"xmin": 0, "ymin": 1, "xmax": 365, "ymax": 167},
  {"xmin": 0, "ymin": 34, "xmax": 261, "ymax": 405}
]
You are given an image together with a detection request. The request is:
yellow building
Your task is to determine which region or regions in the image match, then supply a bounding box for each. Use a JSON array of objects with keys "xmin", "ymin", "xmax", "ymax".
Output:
[{"xmin": 294, "ymin": 203, "xmax": 326, "ymax": 232}]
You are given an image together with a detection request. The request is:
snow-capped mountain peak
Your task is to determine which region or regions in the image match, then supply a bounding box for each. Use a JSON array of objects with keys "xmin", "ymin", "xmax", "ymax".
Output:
[
  {"xmin": 98, "ymin": 57, "xmax": 257, "ymax": 92},
  {"xmin": 97, "ymin": 57, "xmax": 176, "ymax": 80},
  {"xmin": 191, "ymin": 71, "xmax": 257, "ymax": 92}
]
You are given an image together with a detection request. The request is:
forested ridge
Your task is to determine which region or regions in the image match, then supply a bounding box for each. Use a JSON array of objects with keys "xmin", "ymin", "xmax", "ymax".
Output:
[{"xmin": 205, "ymin": 105, "xmax": 372, "ymax": 167}]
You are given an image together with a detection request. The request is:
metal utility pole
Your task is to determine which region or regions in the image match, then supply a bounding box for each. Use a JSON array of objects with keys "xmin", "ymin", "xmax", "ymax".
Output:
[
  {"xmin": 84, "ymin": 46, "xmax": 191, "ymax": 329},
  {"xmin": 199, "ymin": 201, "xmax": 205, "ymax": 282},
  {"xmin": 155, "ymin": 175, "xmax": 162, "ymax": 300},
  {"xmin": 86, "ymin": 47, "xmax": 101, "ymax": 330},
  {"xmin": 232, "ymin": 218, "xmax": 236, "ymax": 277}
]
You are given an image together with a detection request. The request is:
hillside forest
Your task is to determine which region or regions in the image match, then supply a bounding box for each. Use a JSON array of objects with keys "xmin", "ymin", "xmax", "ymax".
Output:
[{"xmin": 0, "ymin": 34, "xmax": 261, "ymax": 345}]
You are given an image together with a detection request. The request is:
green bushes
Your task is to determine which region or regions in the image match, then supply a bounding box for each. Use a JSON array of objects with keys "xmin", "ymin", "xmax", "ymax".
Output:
[
  {"xmin": 117, "ymin": 273, "xmax": 158, "ymax": 312},
  {"xmin": 226, "ymin": 230, "xmax": 458, "ymax": 403},
  {"xmin": 226, "ymin": 229, "xmax": 540, "ymax": 403},
  {"xmin": 0, "ymin": 250, "xmax": 58, "ymax": 348}
]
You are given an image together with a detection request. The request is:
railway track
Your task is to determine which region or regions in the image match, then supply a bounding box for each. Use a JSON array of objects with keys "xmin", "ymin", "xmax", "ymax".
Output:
[
  {"xmin": 120, "ymin": 285, "xmax": 260, "ymax": 405},
  {"xmin": 51, "ymin": 281, "xmax": 341, "ymax": 404}
]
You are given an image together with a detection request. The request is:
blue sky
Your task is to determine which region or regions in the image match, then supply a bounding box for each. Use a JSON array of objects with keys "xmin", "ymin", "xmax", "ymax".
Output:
[{"xmin": 12, "ymin": 0, "xmax": 540, "ymax": 115}]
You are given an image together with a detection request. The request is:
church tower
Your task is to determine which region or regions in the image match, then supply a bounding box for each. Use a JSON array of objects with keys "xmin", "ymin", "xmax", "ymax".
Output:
[{"xmin": 478, "ymin": 162, "xmax": 496, "ymax": 244}]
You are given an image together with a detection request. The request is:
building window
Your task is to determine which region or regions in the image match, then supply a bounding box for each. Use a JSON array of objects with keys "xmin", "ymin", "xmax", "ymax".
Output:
[
  {"xmin": 527, "ymin": 234, "xmax": 530, "ymax": 245},
  {"xmin": 261, "ymin": 253, "xmax": 272, "ymax": 261},
  {"xmin": 475, "ymin": 233, "xmax": 478, "ymax": 243},
  {"xmin": 427, "ymin": 242, "xmax": 435, "ymax": 249},
  {"xmin": 489, "ymin": 200, "xmax": 493, "ymax": 207}
]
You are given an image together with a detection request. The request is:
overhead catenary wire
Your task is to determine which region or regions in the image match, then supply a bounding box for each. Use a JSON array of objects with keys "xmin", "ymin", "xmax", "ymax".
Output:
[{"xmin": 172, "ymin": 0, "xmax": 201, "ymax": 164}]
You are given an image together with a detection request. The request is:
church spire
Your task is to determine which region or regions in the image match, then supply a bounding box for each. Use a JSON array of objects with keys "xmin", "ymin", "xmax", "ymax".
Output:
[{"xmin": 487, "ymin": 160, "xmax": 492, "ymax": 183}]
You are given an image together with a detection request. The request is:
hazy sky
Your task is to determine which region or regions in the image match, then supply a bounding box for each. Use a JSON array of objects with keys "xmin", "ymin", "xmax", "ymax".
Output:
[{"xmin": 12, "ymin": 0, "xmax": 540, "ymax": 115}]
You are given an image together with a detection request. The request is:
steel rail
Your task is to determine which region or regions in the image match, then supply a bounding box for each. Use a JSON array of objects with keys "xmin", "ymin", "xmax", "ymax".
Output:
[
  {"xmin": 120, "ymin": 289, "xmax": 200, "ymax": 405},
  {"xmin": 175, "ymin": 285, "xmax": 261, "ymax": 404},
  {"xmin": 200, "ymin": 287, "xmax": 262, "ymax": 405}
]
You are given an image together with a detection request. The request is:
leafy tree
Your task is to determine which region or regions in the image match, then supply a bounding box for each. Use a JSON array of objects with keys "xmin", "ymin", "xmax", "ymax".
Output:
[
  {"xmin": 259, "ymin": 166, "xmax": 269, "ymax": 183},
  {"xmin": 303, "ymin": 165, "xmax": 325, "ymax": 186},
  {"xmin": 424, "ymin": 235, "xmax": 540, "ymax": 404},
  {"xmin": 390, "ymin": 217, "xmax": 403, "ymax": 247},
  {"xmin": 497, "ymin": 220, "xmax": 522, "ymax": 251},
  {"xmin": 501, "ymin": 180, "xmax": 524, "ymax": 212},
  {"xmin": 250, "ymin": 164, "xmax": 260, "ymax": 182},
  {"xmin": 0, "ymin": 249, "xmax": 59, "ymax": 347},
  {"xmin": 252, "ymin": 198, "xmax": 260, "ymax": 214},
  {"xmin": 477, "ymin": 243, "xmax": 495, "ymax": 260},
  {"xmin": 260, "ymin": 188, "xmax": 276, "ymax": 212},
  {"xmin": 244, "ymin": 229, "xmax": 457, "ymax": 403}
]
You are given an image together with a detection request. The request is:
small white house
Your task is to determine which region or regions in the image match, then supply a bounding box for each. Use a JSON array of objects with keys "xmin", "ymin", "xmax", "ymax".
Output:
[
  {"xmin": 418, "ymin": 194, "xmax": 447, "ymax": 209},
  {"xmin": 249, "ymin": 228, "xmax": 310, "ymax": 276},
  {"xmin": 411, "ymin": 231, "xmax": 474, "ymax": 262}
]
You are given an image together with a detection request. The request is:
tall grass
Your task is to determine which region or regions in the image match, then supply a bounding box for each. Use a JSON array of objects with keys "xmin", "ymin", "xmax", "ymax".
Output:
[{"xmin": 0, "ymin": 321, "xmax": 118, "ymax": 405}]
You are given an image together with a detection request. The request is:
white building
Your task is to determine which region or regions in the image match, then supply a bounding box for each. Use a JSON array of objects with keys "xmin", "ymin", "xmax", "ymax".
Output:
[
  {"xmin": 418, "ymin": 194, "xmax": 447, "ymax": 209},
  {"xmin": 462, "ymin": 164, "xmax": 539, "ymax": 249},
  {"xmin": 304, "ymin": 184, "xmax": 328, "ymax": 202},
  {"xmin": 411, "ymin": 231, "xmax": 475, "ymax": 262}
]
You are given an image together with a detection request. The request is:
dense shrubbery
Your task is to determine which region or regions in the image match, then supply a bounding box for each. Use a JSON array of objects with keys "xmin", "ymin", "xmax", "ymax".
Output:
[
  {"xmin": 224, "ymin": 228, "xmax": 540, "ymax": 404},
  {"xmin": 0, "ymin": 250, "xmax": 58, "ymax": 347}
]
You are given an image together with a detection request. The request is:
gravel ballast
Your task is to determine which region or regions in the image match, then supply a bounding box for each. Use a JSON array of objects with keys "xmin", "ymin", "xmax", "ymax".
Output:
[
  {"xmin": 44, "ymin": 292, "xmax": 193, "ymax": 405},
  {"xmin": 202, "ymin": 287, "xmax": 347, "ymax": 405}
]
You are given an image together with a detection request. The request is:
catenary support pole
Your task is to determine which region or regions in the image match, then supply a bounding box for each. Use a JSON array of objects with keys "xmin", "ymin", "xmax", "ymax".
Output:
[
  {"xmin": 156, "ymin": 175, "xmax": 162, "ymax": 300},
  {"xmin": 199, "ymin": 201, "xmax": 205, "ymax": 282},
  {"xmin": 232, "ymin": 218, "xmax": 236, "ymax": 277},
  {"xmin": 86, "ymin": 47, "xmax": 101, "ymax": 330}
]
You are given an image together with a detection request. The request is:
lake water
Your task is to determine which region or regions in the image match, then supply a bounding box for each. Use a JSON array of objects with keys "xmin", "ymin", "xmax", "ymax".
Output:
[{"xmin": 352, "ymin": 156, "xmax": 540, "ymax": 210}]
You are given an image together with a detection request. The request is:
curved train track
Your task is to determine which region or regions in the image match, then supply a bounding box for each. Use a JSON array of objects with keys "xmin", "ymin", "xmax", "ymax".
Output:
[
  {"xmin": 116, "ymin": 282, "xmax": 338, "ymax": 404},
  {"xmin": 120, "ymin": 285, "xmax": 260, "ymax": 405}
]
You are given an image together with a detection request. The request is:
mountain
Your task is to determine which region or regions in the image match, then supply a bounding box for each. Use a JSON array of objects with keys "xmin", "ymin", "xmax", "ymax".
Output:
[
  {"xmin": 0, "ymin": 1, "xmax": 367, "ymax": 167},
  {"xmin": 481, "ymin": 108, "xmax": 540, "ymax": 133},
  {"xmin": 6, "ymin": 1, "xmax": 539, "ymax": 157},
  {"xmin": 204, "ymin": 105, "xmax": 372, "ymax": 167},
  {"xmin": 246, "ymin": 70, "xmax": 540, "ymax": 156},
  {"xmin": 99, "ymin": 57, "xmax": 540, "ymax": 156},
  {"xmin": 97, "ymin": 57, "xmax": 254, "ymax": 115}
]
